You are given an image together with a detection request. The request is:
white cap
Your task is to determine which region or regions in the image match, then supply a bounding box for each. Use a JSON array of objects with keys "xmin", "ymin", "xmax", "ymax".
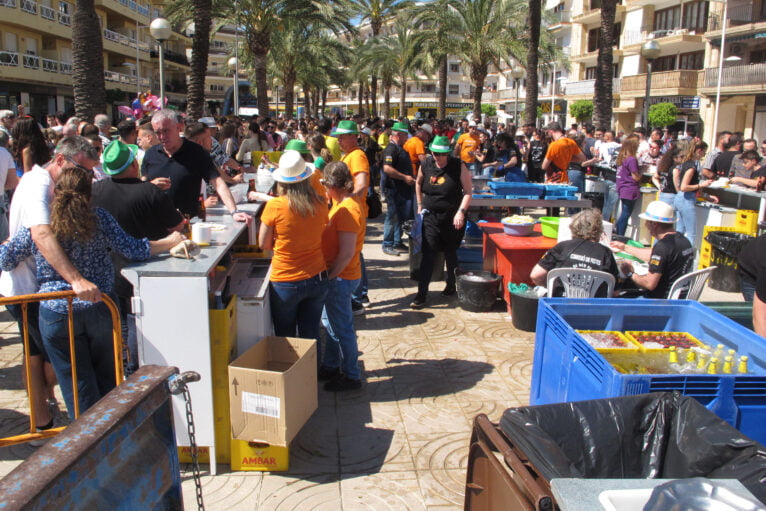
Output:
[
  {"xmin": 199, "ymin": 117, "xmax": 217, "ymax": 128},
  {"xmin": 421, "ymin": 123, "xmax": 433, "ymax": 135},
  {"xmin": 639, "ymin": 201, "xmax": 676, "ymax": 224},
  {"xmin": 468, "ymin": 120, "xmax": 477, "ymax": 127}
]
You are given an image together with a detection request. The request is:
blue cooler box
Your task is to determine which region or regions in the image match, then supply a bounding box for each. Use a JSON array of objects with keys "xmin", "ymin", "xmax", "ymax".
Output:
[{"xmin": 531, "ymin": 298, "xmax": 766, "ymax": 444}]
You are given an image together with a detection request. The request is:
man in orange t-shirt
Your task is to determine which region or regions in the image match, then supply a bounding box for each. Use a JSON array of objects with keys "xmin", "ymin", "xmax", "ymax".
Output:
[
  {"xmin": 455, "ymin": 120, "xmax": 482, "ymax": 176},
  {"xmin": 542, "ymin": 122, "xmax": 585, "ymax": 183},
  {"xmin": 403, "ymin": 127, "xmax": 429, "ymax": 176}
]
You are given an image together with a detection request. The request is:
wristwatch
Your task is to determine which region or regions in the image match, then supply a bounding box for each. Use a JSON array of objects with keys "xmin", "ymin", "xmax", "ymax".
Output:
[{"xmin": 459, "ymin": 208, "xmax": 467, "ymax": 215}]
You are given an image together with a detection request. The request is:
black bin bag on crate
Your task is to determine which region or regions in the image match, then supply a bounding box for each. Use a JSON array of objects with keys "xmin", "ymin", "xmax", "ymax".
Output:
[{"xmin": 498, "ymin": 392, "xmax": 766, "ymax": 504}]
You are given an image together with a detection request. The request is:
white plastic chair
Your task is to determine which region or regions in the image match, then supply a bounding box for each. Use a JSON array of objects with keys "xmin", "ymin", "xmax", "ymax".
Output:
[
  {"xmin": 667, "ymin": 266, "xmax": 716, "ymax": 301},
  {"xmin": 546, "ymin": 268, "xmax": 616, "ymax": 298}
]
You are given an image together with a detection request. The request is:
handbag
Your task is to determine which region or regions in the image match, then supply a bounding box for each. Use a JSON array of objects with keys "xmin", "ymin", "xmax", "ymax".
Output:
[{"xmin": 366, "ymin": 188, "xmax": 383, "ymax": 219}]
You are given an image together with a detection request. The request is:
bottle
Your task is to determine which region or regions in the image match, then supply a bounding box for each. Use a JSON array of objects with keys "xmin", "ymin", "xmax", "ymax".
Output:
[
  {"xmin": 182, "ymin": 214, "xmax": 192, "ymax": 238},
  {"xmin": 706, "ymin": 358, "xmax": 719, "ymax": 374},
  {"xmin": 685, "ymin": 349, "xmax": 696, "ymax": 364},
  {"xmin": 198, "ymin": 195, "xmax": 207, "ymax": 222},
  {"xmin": 247, "ymin": 178, "xmax": 257, "ymax": 203},
  {"xmin": 668, "ymin": 346, "xmax": 678, "ymax": 364},
  {"xmin": 696, "ymin": 353, "xmax": 708, "ymax": 370},
  {"xmin": 738, "ymin": 356, "xmax": 749, "ymax": 374},
  {"xmin": 722, "ymin": 356, "xmax": 734, "ymax": 374},
  {"xmin": 243, "ymin": 151, "xmax": 252, "ymax": 168}
]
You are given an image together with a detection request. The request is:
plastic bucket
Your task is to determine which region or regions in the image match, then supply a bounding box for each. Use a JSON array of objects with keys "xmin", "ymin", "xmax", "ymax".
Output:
[
  {"xmin": 705, "ymin": 231, "xmax": 754, "ymax": 293},
  {"xmin": 510, "ymin": 290, "xmax": 540, "ymax": 331},
  {"xmin": 540, "ymin": 217, "xmax": 560, "ymax": 239},
  {"xmin": 455, "ymin": 270, "xmax": 501, "ymax": 312},
  {"xmin": 582, "ymin": 192, "xmax": 604, "ymax": 211}
]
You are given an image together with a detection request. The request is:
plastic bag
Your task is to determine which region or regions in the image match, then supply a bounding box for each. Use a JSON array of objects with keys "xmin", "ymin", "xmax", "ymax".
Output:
[
  {"xmin": 508, "ymin": 282, "xmax": 529, "ymax": 293},
  {"xmin": 411, "ymin": 211, "xmax": 424, "ymax": 255}
]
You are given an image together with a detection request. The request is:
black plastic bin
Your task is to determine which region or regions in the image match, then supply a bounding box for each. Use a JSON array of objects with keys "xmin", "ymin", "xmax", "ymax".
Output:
[
  {"xmin": 705, "ymin": 231, "xmax": 754, "ymax": 292},
  {"xmin": 510, "ymin": 289, "xmax": 540, "ymax": 332},
  {"xmin": 582, "ymin": 191, "xmax": 604, "ymax": 212},
  {"xmin": 495, "ymin": 393, "xmax": 766, "ymax": 504},
  {"xmin": 455, "ymin": 270, "xmax": 501, "ymax": 312}
]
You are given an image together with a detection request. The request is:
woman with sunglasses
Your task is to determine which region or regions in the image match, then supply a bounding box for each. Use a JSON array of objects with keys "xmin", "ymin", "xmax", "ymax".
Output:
[
  {"xmin": 411, "ymin": 136, "xmax": 472, "ymax": 309},
  {"xmin": 318, "ymin": 161, "xmax": 364, "ymax": 391}
]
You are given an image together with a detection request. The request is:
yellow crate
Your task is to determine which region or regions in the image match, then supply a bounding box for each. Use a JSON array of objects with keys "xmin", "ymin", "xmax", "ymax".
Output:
[
  {"xmin": 178, "ymin": 446, "xmax": 210, "ymax": 464},
  {"xmin": 698, "ymin": 225, "xmax": 749, "ymax": 269},
  {"xmin": 625, "ymin": 331, "xmax": 704, "ymax": 353},
  {"xmin": 735, "ymin": 210, "xmax": 759, "ymax": 236},
  {"xmin": 576, "ymin": 330, "xmax": 639, "ymax": 353},
  {"xmin": 230, "ymin": 440, "xmax": 290, "ymax": 472}
]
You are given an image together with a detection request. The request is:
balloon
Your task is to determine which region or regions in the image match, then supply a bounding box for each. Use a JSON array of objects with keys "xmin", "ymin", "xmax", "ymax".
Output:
[{"xmin": 118, "ymin": 105, "xmax": 133, "ymax": 117}]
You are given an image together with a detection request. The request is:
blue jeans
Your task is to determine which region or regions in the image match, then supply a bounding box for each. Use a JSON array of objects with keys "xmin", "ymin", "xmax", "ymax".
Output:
[
  {"xmin": 674, "ymin": 191, "xmax": 697, "ymax": 247},
  {"xmin": 270, "ymin": 274, "xmax": 329, "ymax": 341},
  {"xmin": 321, "ymin": 277, "xmax": 361, "ymax": 380},
  {"xmin": 352, "ymin": 253, "xmax": 368, "ymax": 304},
  {"xmin": 615, "ymin": 198, "xmax": 637, "ymax": 236},
  {"xmin": 741, "ymin": 277, "xmax": 755, "ymax": 302},
  {"xmin": 39, "ymin": 302, "xmax": 117, "ymax": 419},
  {"xmin": 382, "ymin": 189, "xmax": 413, "ymax": 249},
  {"xmin": 466, "ymin": 161, "xmax": 482, "ymax": 177},
  {"xmin": 567, "ymin": 169, "xmax": 585, "ymax": 215},
  {"xmin": 602, "ymin": 180, "xmax": 618, "ymax": 222},
  {"xmin": 658, "ymin": 192, "xmax": 676, "ymax": 208}
]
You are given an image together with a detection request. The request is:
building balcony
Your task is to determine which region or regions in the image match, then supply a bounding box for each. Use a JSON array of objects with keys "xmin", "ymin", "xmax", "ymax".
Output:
[
  {"xmin": 622, "ymin": 27, "xmax": 706, "ymax": 52},
  {"xmin": 0, "ymin": 51, "xmax": 19, "ymax": 67},
  {"xmin": 620, "ymin": 69, "xmax": 701, "ymax": 95},
  {"xmin": 150, "ymin": 49, "xmax": 189, "ymax": 67},
  {"xmin": 39, "ymin": 3, "xmax": 54, "ymax": 19},
  {"xmin": 572, "ymin": 1, "xmax": 625, "ymax": 24},
  {"xmin": 570, "ymin": 48, "xmax": 623, "ymax": 63},
  {"xmin": 561, "ymin": 78, "xmax": 622, "ymax": 96},
  {"xmin": 699, "ymin": 63, "xmax": 766, "ymax": 95},
  {"xmin": 20, "ymin": 0, "xmax": 36, "ymax": 14},
  {"xmin": 0, "ymin": 0, "xmax": 18, "ymax": 8},
  {"xmin": 104, "ymin": 69, "xmax": 150, "ymax": 88},
  {"xmin": 708, "ymin": 2, "xmax": 766, "ymax": 33}
]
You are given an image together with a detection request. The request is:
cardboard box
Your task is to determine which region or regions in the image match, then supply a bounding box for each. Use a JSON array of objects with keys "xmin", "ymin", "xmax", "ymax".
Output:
[
  {"xmin": 228, "ymin": 336, "xmax": 317, "ymax": 446},
  {"xmin": 230, "ymin": 439, "xmax": 289, "ymax": 471}
]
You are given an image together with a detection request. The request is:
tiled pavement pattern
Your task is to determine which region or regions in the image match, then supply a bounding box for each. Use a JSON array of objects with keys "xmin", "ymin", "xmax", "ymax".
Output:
[{"xmin": 0, "ymin": 217, "xmax": 740, "ymax": 510}]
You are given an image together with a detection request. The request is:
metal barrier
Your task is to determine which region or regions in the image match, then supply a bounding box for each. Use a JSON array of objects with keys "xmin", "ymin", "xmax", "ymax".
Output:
[
  {"xmin": 0, "ymin": 291, "xmax": 124, "ymax": 447},
  {"xmin": 0, "ymin": 365, "xmax": 185, "ymax": 510}
]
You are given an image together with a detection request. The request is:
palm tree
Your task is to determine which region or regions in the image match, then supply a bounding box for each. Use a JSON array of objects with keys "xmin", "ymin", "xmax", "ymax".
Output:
[
  {"xmin": 214, "ymin": 0, "xmax": 353, "ymax": 117},
  {"xmin": 347, "ymin": 0, "xmax": 412, "ymax": 117},
  {"xmin": 593, "ymin": 0, "xmax": 618, "ymax": 128},
  {"xmin": 449, "ymin": 0, "xmax": 527, "ymax": 116},
  {"xmin": 524, "ymin": 0, "xmax": 541, "ymax": 127},
  {"xmin": 410, "ymin": 0, "xmax": 459, "ymax": 120},
  {"xmin": 72, "ymin": 0, "xmax": 105, "ymax": 121},
  {"xmin": 357, "ymin": 40, "xmax": 397, "ymax": 118}
]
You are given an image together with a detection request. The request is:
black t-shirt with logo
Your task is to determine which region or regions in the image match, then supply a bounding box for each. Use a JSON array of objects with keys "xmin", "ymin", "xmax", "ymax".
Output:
[
  {"xmin": 421, "ymin": 155, "xmax": 463, "ymax": 213},
  {"xmin": 738, "ymin": 235, "xmax": 766, "ymax": 300},
  {"xmin": 538, "ymin": 239, "xmax": 619, "ymax": 297},
  {"xmin": 647, "ymin": 232, "xmax": 694, "ymax": 298},
  {"xmin": 380, "ymin": 142, "xmax": 413, "ymax": 197},
  {"xmin": 527, "ymin": 140, "xmax": 547, "ymax": 168},
  {"xmin": 710, "ymin": 150, "xmax": 740, "ymax": 177}
]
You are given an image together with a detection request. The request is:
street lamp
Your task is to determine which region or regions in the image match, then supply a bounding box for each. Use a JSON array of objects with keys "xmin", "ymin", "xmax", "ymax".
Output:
[
  {"xmin": 712, "ymin": 0, "xmax": 730, "ymax": 142},
  {"xmin": 228, "ymin": 56, "xmax": 239, "ymax": 116},
  {"xmin": 509, "ymin": 66, "xmax": 524, "ymax": 126},
  {"xmin": 641, "ymin": 40, "xmax": 661, "ymax": 131},
  {"xmin": 149, "ymin": 17, "xmax": 172, "ymax": 109}
]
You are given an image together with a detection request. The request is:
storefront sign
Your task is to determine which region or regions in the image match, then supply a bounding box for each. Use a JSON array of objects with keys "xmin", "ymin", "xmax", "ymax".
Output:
[{"xmin": 648, "ymin": 96, "xmax": 700, "ymax": 109}]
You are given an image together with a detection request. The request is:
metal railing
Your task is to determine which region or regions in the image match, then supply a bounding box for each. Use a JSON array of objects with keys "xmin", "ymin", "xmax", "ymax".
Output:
[
  {"xmin": 0, "ymin": 51, "xmax": 19, "ymax": 66},
  {"xmin": 22, "ymin": 54, "xmax": 40, "ymax": 69},
  {"xmin": 60, "ymin": 61, "xmax": 71, "ymax": 73},
  {"xmin": 41, "ymin": 57, "xmax": 59, "ymax": 72},
  {"xmin": 620, "ymin": 69, "xmax": 700, "ymax": 92},
  {"xmin": 20, "ymin": 0, "xmax": 36, "ymax": 13},
  {"xmin": 703, "ymin": 62, "xmax": 766, "ymax": 88},
  {"xmin": 0, "ymin": 0, "xmax": 18, "ymax": 7},
  {"xmin": 0, "ymin": 291, "xmax": 123, "ymax": 447},
  {"xmin": 708, "ymin": 3, "xmax": 763, "ymax": 30},
  {"xmin": 104, "ymin": 28, "xmax": 120, "ymax": 43},
  {"xmin": 39, "ymin": 3, "xmax": 54, "ymax": 19},
  {"xmin": 58, "ymin": 10, "xmax": 70, "ymax": 25}
]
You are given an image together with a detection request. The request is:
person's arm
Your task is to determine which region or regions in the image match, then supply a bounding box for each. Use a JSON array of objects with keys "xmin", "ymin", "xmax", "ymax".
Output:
[
  {"xmin": 352, "ymin": 171, "xmax": 369, "ymax": 201},
  {"xmin": 754, "ymin": 293, "xmax": 766, "ymax": 338},
  {"xmin": 382, "ymin": 164, "xmax": 415, "ymax": 186},
  {"xmin": 258, "ymin": 222, "xmax": 274, "ymax": 251},
  {"xmin": 571, "ymin": 149, "xmax": 586, "ymax": 164},
  {"xmin": 453, "ymin": 162, "xmax": 472, "ymax": 229},
  {"xmin": 609, "ymin": 240, "xmax": 653, "ymax": 262},
  {"xmin": 30, "ymin": 225, "xmax": 101, "ymax": 301},
  {"xmin": 0, "ymin": 228, "xmax": 33, "ymax": 270},
  {"xmin": 651, "ymin": 167, "xmax": 662, "ymax": 190},
  {"xmin": 327, "ymin": 231, "xmax": 357, "ymax": 280},
  {"xmin": 628, "ymin": 266, "xmax": 662, "ymax": 291},
  {"xmin": 541, "ymin": 157, "xmax": 551, "ymax": 171},
  {"xmin": 679, "ymin": 167, "xmax": 712, "ymax": 192},
  {"xmin": 4, "ymin": 166, "xmax": 18, "ymax": 190},
  {"xmin": 22, "ymin": 147, "xmax": 34, "ymax": 173},
  {"xmin": 415, "ymin": 168, "xmax": 425, "ymax": 214},
  {"xmin": 149, "ymin": 231, "xmax": 184, "ymax": 255},
  {"xmin": 212, "ymin": 176, "xmax": 249, "ymax": 222},
  {"xmin": 453, "ymin": 139, "xmax": 462, "ymax": 158},
  {"xmin": 630, "ymin": 158, "xmax": 642, "ymax": 182},
  {"xmin": 530, "ymin": 263, "xmax": 548, "ymax": 287}
]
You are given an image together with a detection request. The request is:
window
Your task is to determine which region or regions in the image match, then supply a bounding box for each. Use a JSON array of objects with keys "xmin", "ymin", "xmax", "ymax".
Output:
[
  {"xmin": 678, "ymin": 51, "xmax": 704, "ymax": 69},
  {"xmin": 654, "ymin": 1, "xmax": 708, "ymax": 33},
  {"xmin": 448, "ymin": 84, "xmax": 459, "ymax": 95},
  {"xmin": 653, "ymin": 55, "xmax": 677, "ymax": 72},
  {"xmin": 587, "ymin": 23, "xmax": 620, "ymax": 52},
  {"xmin": 585, "ymin": 66, "xmax": 597, "ymax": 80},
  {"xmin": 751, "ymin": 50, "xmax": 766, "ymax": 64},
  {"xmin": 449, "ymin": 62, "xmax": 459, "ymax": 73},
  {"xmin": 421, "ymin": 83, "xmax": 436, "ymax": 93}
]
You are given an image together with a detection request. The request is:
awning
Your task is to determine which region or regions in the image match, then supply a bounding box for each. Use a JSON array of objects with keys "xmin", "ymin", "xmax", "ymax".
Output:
[{"xmin": 710, "ymin": 32, "xmax": 766, "ymax": 46}]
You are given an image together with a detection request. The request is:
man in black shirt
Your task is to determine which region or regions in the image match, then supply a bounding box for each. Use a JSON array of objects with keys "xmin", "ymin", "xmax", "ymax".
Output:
[
  {"xmin": 610, "ymin": 201, "xmax": 694, "ymax": 298},
  {"xmin": 381, "ymin": 121, "xmax": 415, "ymax": 256},
  {"xmin": 142, "ymin": 109, "xmax": 249, "ymax": 221},
  {"xmin": 93, "ymin": 139, "xmax": 185, "ymax": 372},
  {"xmin": 708, "ymin": 133, "xmax": 742, "ymax": 178},
  {"xmin": 737, "ymin": 234, "xmax": 766, "ymax": 336}
]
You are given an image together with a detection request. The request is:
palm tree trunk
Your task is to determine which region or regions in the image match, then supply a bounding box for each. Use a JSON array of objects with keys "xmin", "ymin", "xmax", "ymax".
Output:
[
  {"xmin": 72, "ymin": 0, "xmax": 105, "ymax": 121},
  {"xmin": 186, "ymin": 0, "xmax": 211, "ymax": 121},
  {"xmin": 594, "ymin": 0, "xmax": 617, "ymax": 128},
  {"xmin": 371, "ymin": 75, "xmax": 378, "ymax": 117},
  {"xmin": 525, "ymin": 0, "xmax": 542, "ymax": 127},
  {"xmin": 383, "ymin": 82, "xmax": 391, "ymax": 119},
  {"xmin": 321, "ymin": 88, "xmax": 328, "ymax": 117},
  {"xmin": 471, "ymin": 63, "xmax": 488, "ymax": 119},
  {"xmin": 437, "ymin": 55, "xmax": 448, "ymax": 120},
  {"xmin": 246, "ymin": 30, "xmax": 271, "ymax": 117},
  {"xmin": 399, "ymin": 78, "xmax": 406, "ymax": 119},
  {"xmin": 358, "ymin": 80, "xmax": 364, "ymax": 116},
  {"xmin": 284, "ymin": 71, "xmax": 296, "ymax": 119}
]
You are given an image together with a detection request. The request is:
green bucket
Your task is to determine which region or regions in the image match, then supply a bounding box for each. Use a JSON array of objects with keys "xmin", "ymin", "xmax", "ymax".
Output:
[{"xmin": 540, "ymin": 217, "xmax": 560, "ymax": 239}]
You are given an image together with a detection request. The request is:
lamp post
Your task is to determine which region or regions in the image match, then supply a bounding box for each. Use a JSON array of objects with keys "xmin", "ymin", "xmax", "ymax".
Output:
[
  {"xmin": 509, "ymin": 67, "xmax": 524, "ymax": 126},
  {"xmin": 711, "ymin": 0, "xmax": 729, "ymax": 144},
  {"xmin": 149, "ymin": 17, "xmax": 171, "ymax": 109},
  {"xmin": 641, "ymin": 40, "xmax": 661, "ymax": 131},
  {"xmin": 228, "ymin": 56, "xmax": 239, "ymax": 116}
]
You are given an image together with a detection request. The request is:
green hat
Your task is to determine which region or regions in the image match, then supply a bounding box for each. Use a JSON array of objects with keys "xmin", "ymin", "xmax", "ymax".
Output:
[
  {"xmin": 391, "ymin": 121, "xmax": 409, "ymax": 133},
  {"xmin": 428, "ymin": 135, "xmax": 452, "ymax": 153},
  {"xmin": 284, "ymin": 139, "xmax": 310, "ymax": 154},
  {"xmin": 331, "ymin": 120, "xmax": 359, "ymax": 136},
  {"xmin": 102, "ymin": 139, "xmax": 139, "ymax": 175}
]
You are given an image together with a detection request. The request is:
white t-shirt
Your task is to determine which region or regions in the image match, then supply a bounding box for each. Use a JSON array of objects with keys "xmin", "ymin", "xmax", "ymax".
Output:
[
  {"xmin": 0, "ymin": 147, "xmax": 14, "ymax": 193},
  {"xmin": 598, "ymin": 141, "xmax": 621, "ymax": 165},
  {"xmin": 0, "ymin": 164, "xmax": 53, "ymax": 296}
]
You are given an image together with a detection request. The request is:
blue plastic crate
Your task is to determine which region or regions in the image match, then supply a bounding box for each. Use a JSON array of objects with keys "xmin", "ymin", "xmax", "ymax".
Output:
[
  {"xmin": 472, "ymin": 193, "xmax": 505, "ymax": 199},
  {"xmin": 543, "ymin": 185, "xmax": 578, "ymax": 200},
  {"xmin": 506, "ymin": 194, "xmax": 541, "ymax": 200},
  {"xmin": 457, "ymin": 246, "xmax": 483, "ymax": 264},
  {"xmin": 487, "ymin": 182, "xmax": 544, "ymax": 198},
  {"xmin": 531, "ymin": 298, "xmax": 766, "ymax": 445}
]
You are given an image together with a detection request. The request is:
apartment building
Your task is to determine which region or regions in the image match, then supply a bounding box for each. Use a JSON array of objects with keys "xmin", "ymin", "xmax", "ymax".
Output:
[{"xmin": 0, "ymin": 0, "xmax": 189, "ymax": 120}]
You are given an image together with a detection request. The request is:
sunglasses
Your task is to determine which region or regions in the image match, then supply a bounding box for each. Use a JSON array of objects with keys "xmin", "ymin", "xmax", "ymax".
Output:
[{"xmin": 64, "ymin": 155, "xmax": 93, "ymax": 174}]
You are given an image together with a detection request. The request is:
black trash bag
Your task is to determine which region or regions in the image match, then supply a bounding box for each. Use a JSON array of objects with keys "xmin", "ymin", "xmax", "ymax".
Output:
[
  {"xmin": 705, "ymin": 232, "xmax": 755, "ymax": 259},
  {"xmin": 498, "ymin": 393, "xmax": 766, "ymax": 503}
]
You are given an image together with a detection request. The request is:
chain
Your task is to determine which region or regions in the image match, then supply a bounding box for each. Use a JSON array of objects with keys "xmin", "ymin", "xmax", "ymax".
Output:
[{"xmin": 182, "ymin": 382, "xmax": 205, "ymax": 511}]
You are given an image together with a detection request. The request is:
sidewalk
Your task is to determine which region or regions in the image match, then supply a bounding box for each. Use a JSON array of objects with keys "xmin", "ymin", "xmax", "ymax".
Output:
[{"xmin": 0, "ymin": 216, "xmax": 744, "ymax": 510}]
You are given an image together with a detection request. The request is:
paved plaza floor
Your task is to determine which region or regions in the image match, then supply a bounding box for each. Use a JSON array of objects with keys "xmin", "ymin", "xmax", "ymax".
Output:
[{"xmin": 0, "ymin": 216, "xmax": 743, "ymax": 510}]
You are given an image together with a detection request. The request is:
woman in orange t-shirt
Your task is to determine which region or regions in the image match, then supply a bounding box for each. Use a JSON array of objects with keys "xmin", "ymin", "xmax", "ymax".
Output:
[
  {"xmin": 318, "ymin": 161, "xmax": 364, "ymax": 391},
  {"xmin": 259, "ymin": 150, "xmax": 329, "ymax": 340}
]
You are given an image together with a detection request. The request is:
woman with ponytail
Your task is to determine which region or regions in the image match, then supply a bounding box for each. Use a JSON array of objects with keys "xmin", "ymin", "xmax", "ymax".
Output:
[{"xmin": 0, "ymin": 165, "xmax": 182, "ymax": 418}]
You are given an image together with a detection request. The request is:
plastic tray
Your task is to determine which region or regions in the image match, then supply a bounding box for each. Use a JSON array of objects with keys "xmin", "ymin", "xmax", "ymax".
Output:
[
  {"xmin": 531, "ymin": 298, "xmax": 766, "ymax": 445},
  {"xmin": 625, "ymin": 331, "xmax": 704, "ymax": 353},
  {"xmin": 576, "ymin": 330, "xmax": 640, "ymax": 353},
  {"xmin": 506, "ymin": 194, "xmax": 541, "ymax": 200},
  {"xmin": 487, "ymin": 182, "xmax": 544, "ymax": 198}
]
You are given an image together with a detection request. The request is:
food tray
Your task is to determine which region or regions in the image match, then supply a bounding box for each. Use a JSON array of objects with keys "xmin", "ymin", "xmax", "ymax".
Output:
[
  {"xmin": 576, "ymin": 330, "xmax": 639, "ymax": 353},
  {"xmin": 625, "ymin": 331, "xmax": 704, "ymax": 353}
]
